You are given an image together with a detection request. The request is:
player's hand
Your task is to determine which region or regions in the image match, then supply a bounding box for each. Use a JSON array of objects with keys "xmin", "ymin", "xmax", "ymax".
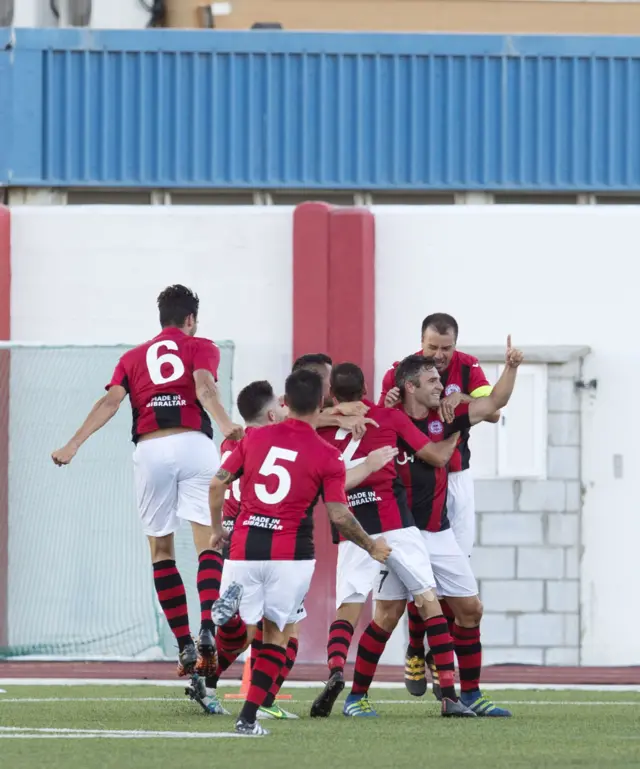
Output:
[
  {"xmin": 51, "ymin": 444, "xmax": 77, "ymax": 466},
  {"xmin": 384, "ymin": 387, "xmax": 400, "ymax": 408},
  {"xmin": 210, "ymin": 526, "xmax": 228, "ymax": 551},
  {"xmin": 505, "ymin": 335, "xmax": 524, "ymax": 368},
  {"xmin": 333, "ymin": 401, "xmax": 369, "ymax": 418},
  {"xmin": 223, "ymin": 423, "xmax": 245, "ymax": 441},
  {"xmin": 365, "ymin": 446, "xmax": 399, "ymax": 473},
  {"xmin": 369, "ymin": 536, "xmax": 392, "ymax": 564},
  {"xmin": 338, "ymin": 415, "xmax": 379, "ymax": 440},
  {"xmin": 438, "ymin": 392, "xmax": 464, "ymax": 424}
]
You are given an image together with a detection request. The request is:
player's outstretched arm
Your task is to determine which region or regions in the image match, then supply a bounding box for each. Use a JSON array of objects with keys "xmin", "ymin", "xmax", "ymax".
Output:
[
  {"xmin": 194, "ymin": 369, "xmax": 244, "ymax": 441},
  {"xmin": 468, "ymin": 336, "xmax": 524, "ymax": 426},
  {"xmin": 415, "ymin": 433, "xmax": 460, "ymax": 468},
  {"xmin": 326, "ymin": 502, "xmax": 391, "ymax": 563},
  {"xmin": 51, "ymin": 386, "xmax": 126, "ymax": 466},
  {"xmin": 344, "ymin": 446, "xmax": 399, "ymax": 490},
  {"xmin": 209, "ymin": 468, "xmax": 235, "ymax": 550}
]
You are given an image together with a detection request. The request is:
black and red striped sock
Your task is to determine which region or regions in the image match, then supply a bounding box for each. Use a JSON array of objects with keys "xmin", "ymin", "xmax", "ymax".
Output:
[
  {"xmin": 406, "ymin": 602, "xmax": 426, "ymax": 658},
  {"xmin": 425, "ymin": 615, "xmax": 457, "ymax": 701},
  {"xmin": 351, "ymin": 621, "xmax": 391, "ymax": 696},
  {"xmin": 327, "ymin": 619, "xmax": 354, "ymax": 674},
  {"xmin": 250, "ymin": 621, "xmax": 263, "ymax": 671},
  {"xmin": 196, "ymin": 550, "xmax": 223, "ymax": 632},
  {"xmin": 440, "ymin": 598, "xmax": 456, "ymax": 637},
  {"xmin": 453, "ymin": 623, "xmax": 482, "ymax": 694},
  {"xmin": 216, "ymin": 614, "xmax": 248, "ymax": 652},
  {"xmin": 239, "ymin": 643, "xmax": 287, "ymax": 723},
  {"xmin": 263, "ymin": 636, "xmax": 299, "ymax": 708},
  {"xmin": 153, "ymin": 559, "xmax": 191, "ymax": 652}
]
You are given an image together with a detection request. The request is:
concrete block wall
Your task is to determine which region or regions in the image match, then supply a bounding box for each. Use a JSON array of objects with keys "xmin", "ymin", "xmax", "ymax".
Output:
[{"xmin": 471, "ymin": 357, "xmax": 582, "ymax": 666}]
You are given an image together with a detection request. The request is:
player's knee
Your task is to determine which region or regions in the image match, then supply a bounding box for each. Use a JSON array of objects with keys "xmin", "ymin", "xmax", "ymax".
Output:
[
  {"xmin": 413, "ymin": 589, "xmax": 438, "ymax": 616},
  {"xmin": 373, "ymin": 600, "xmax": 405, "ymax": 632},
  {"xmin": 336, "ymin": 602, "xmax": 363, "ymax": 628},
  {"xmin": 455, "ymin": 596, "xmax": 483, "ymax": 626}
]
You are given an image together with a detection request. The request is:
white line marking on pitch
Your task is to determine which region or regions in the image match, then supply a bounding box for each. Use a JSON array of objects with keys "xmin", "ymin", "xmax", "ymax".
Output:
[
  {"xmin": 0, "ymin": 726, "xmax": 252, "ymax": 739},
  {"xmin": 1, "ymin": 697, "xmax": 640, "ymax": 706},
  {"xmin": 3, "ymin": 679, "xmax": 640, "ymax": 692}
]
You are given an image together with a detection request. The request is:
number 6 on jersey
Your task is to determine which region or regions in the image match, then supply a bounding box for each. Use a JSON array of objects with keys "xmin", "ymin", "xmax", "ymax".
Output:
[{"xmin": 255, "ymin": 446, "xmax": 298, "ymax": 505}]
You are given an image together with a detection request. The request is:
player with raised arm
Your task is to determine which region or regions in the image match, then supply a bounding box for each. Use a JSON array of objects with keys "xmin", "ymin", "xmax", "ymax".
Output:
[
  {"xmin": 379, "ymin": 313, "xmax": 499, "ymax": 694},
  {"xmin": 208, "ymin": 369, "xmax": 392, "ymax": 736},
  {"xmin": 314, "ymin": 363, "xmax": 474, "ymax": 719},
  {"xmin": 395, "ymin": 337, "xmax": 523, "ymax": 716},
  {"xmin": 51, "ymin": 285, "xmax": 243, "ymax": 678}
]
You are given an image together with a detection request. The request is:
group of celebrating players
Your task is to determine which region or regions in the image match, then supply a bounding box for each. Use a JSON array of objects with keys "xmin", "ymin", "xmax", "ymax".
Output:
[{"xmin": 52, "ymin": 283, "xmax": 524, "ymax": 737}]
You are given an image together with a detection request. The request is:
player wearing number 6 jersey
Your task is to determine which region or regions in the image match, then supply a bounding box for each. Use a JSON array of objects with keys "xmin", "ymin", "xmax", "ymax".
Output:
[
  {"xmin": 51, "ymin": 285, "xmax": 243, "ymax": 678},
  {"xmin": 209, "ymin": 369, "xmax": 392, "ymax": 736},
  {"xmin": 313, "ymin": 363, "xmax": 474, "ymax": 719}
]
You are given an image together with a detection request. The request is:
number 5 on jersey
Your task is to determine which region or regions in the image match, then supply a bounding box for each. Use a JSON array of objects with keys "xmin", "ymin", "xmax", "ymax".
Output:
[{"xmin": 255, "ymin": 447, "xmax": 298, "ymax": 505}]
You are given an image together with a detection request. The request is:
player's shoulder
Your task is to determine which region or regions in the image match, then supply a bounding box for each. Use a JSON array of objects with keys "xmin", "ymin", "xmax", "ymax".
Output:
[
  {"xmin": 221, "ymin": 435, "xmax": 241, "ymax": 454},
  {"xmin": 454, "ymin": 349, "xmax": 480, "ymax": 367}
]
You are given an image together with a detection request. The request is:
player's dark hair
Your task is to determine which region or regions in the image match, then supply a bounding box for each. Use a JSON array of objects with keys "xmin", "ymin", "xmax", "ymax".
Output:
[
  {"xmin": 331, "ymin": 362, "xmax": 365, "ymax": 402},
  {"xmin": 395, "ymin": 354, "xmax": 438, "ymax": 395},
  {"xmin": 285, "ymin": 369, "xmax": 323, "ymax": 416},
  {"xmin": 237, "ymin": 380, "xmax": 275, "ymax": 424},
  {"xmin": 292, "ymin": 353, "xmax": 333, "ymax": 372},
  {"xmin": 421, "ymin": 313, "xmax": 459, "ymax": 341},
  {"xmin": 157, "ymin": 285, "xmax": 200, "ymax": 328}
]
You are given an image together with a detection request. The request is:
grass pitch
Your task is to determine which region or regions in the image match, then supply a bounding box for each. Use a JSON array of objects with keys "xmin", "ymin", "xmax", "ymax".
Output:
[{"xmin": 1, "ymin": 685, "xmax": 640, "ymax": 769}]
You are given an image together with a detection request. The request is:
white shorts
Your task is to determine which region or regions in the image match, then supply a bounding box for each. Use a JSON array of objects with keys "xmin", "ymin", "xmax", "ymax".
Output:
[
  {"xmin": 422, "ymin": 529, "xmax": 478, "ymax": 598},
  {"xmin": 373, "ymin": 527, "xmax": 437, "ymax": 602},
  {"xmin": 220, "ymin": 560, "xmax": 315, "ymax": 631},
  {"xmin": 447, "ymin": 469, "xmax": 476, "ymax": 558},
  {"xmin": 132, "ymin": 431, "xmax": 219, "ymax": 538},
  {"xmin": 335, "ymin": 540, "xmax": 381, "ymax": 608}
]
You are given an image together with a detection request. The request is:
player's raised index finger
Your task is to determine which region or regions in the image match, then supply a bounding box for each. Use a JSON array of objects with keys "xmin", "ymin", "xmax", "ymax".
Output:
[{"xmin": 507, "ymin": 334, "xmax": 512, "ymax": 349}]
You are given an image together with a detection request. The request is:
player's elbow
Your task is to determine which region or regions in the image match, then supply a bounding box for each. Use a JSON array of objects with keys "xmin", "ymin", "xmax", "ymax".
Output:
[{"xmin": 484, "ymin": 410, "xmax": 501, "ymax": 424}]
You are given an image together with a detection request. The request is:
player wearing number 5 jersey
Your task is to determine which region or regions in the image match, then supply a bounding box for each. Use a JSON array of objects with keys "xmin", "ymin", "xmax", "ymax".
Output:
[
  {"xmin": 313, "ymin": 363, "xmax": 473, "ymax": 719},
  {"xmin": 209, "ymin": 369, "xmax": 392, "ymax": 736},
  {"xmin": 51, "ymin": 285, "xmax": 243, "ymax": 679}
]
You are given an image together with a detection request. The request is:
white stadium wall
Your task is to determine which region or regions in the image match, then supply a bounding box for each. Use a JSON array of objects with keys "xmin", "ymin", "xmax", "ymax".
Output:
[
  {"xmin": 10, "ymin": 206, "xmax": 295, "ymax": 417},
  {"xmin": 5, "ymin": 203, "xmax": 640, "ymax": 665}
]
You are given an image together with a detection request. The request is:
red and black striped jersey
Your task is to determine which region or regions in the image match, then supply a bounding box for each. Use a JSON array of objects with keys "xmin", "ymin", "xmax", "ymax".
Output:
[
  {"xmin": 220, "ymin": 428, "xmax": 258, "ymax": 531},
  {"xmin": 106, "ymin": 327, "xmax": 220, "ymax": 444},
  {"xmin": 318, "ymin": 402, "xmax": 429, "ymax": 541},
  {"xmin": 397, "ymin": 405, "xmax": 472, "ymax": 532},
  {"xmin": 221, "ymin": 419, "xmax": 347, "ymax": 561},
  {"xmin": 379, "ymin": 350, "xmax": 490, "ymax": 472}
]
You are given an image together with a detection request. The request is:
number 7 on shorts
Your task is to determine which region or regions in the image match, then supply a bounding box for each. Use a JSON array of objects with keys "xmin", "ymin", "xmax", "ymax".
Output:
[{"xmin": 378, "ymin": 569, "xmax": 389, "ymax": 592}]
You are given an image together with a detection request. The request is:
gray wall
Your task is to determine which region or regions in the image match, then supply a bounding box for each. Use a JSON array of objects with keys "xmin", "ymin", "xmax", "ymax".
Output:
[{"xmin": 471, "ymin": 357, "xmax": 582, "ymax": 666}]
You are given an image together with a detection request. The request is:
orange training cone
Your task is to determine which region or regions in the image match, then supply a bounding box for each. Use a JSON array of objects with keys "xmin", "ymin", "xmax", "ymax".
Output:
[{"xmin": 223, "ymin": 654, "xmax": 293, "ymax": 700}]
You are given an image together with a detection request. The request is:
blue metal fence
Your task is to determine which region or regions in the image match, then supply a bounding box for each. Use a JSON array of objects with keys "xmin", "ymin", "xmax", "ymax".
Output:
[{"xmin": 2, "ymin": 28, "xmax": 640, "ymax": 190}]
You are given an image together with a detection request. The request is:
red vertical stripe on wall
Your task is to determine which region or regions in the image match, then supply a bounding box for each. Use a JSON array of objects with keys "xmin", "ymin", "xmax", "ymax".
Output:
[
  {"xmin": 327, "ymin": 208, "xmax": 376, "ymax": 652},
  {"xmin": 292, "ymin": 202, "xmax": 332, "ymax": 359},
  {"xmin": 0, "ymin": 205, "xmax": 10, "ymax": 647},
  {"xmin": 327, "ymin": 208, "xmax": 376, "ymax": 390},
  {"xmin": 292, "ymin": 202, "xmax": 335, "ymax": 663},
  {"xmin": 293, "ymin": 204, "xmax": 377, "ymax": 664}
]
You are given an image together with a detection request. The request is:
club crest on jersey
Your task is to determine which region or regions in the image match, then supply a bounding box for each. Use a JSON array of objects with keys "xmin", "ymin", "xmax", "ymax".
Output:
[
  {"xmin": 428, "ymin": 420, "xmax": 444, "ymax": 435},
  {"xmin": 444, "ymin": 384, "xmax": 461, "ymax": 396}
]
